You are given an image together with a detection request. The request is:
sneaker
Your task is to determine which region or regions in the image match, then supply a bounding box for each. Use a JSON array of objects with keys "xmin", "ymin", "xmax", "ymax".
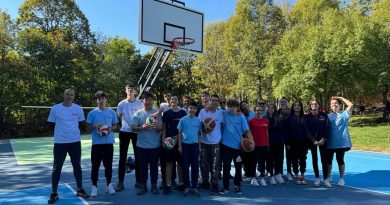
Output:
[
  {"xmin": 106, "ymin": 183, "xmax": 116, "ymax": 195},
  {"xmin": 338, "ymin": 178, "xmax": 345, "ymax": 186},
  {"xmin": 115, "ymin": 182, "xmax": 124, "ymax": 192},
  {"xmin": 286, "ymin": 173, "xmax": 293, "ymax": 181},
  {"xmin": 134, "ymin": 183, "xmax": 141, "ymax": 188},
  {"xmin": 324, "ymin": 179, "xmax": 332, "ymax": 188},
  {"xmin": 300, "ymin": 177, "xmax": 307, "ymax": 185},
  {"xmin": 210, "ymin": 185, "xmax": 219, "ymax": 195},
  {"xmin": 163, "ymin": 186, "xmax": 172, "ymax": 195},
  {"xmin": 234, "ymin": 186, "xmax": 242, "ymax": 194},
  {"xmin": 171, "ymin": 181, "xmax": 178, "ymax": 189},
  {"xmin": 91, "ymin": 186, "xmax": 98, "ymax": 197},
  {"xmin": 314, "ymin": 178, "xmax": 321, "ymax": 187},
  {"xmin": 184, "ymin": 188, "xmax": 190, "ymax": 197},
  {"xmin": 242, "ymin": 176, "xmax": 251, "ymax": 182},
  {"xmin": 294, "ymin": 176, "xmax": 302, "ymax": 185},
  {"xmin": 198, "ymin": 181, "xmax": 210, "ymax": 190},
  {"xmin": 159, "ymin": 182, "xmax": 166, "ymax": 190},
  {"xmin": 177, "ymin": 183, "xmax": 185, "ymax": 191},
  {"xmin": 219, "ymin": 188, "xmax": 229, "ymax": 195},
  {"xmin": 276, "ymin": 174, "xmax": 285, "ymax": 184},
  {"xmin": 250, "ymin": 178, "xmax": 260, "ymax": 186},
  {"xmin": 48, "ymin": 192, "xmax": 59, "ymax": 204},
  {"xmin": 260, "ymin": 178, "xmax": 267, "ymax": 187},
  {"xmin": 151, "ymin": 185, "xmax": 159, "ymax": 194},
  {"xmin": 269, "ymin": 177, "xmax": 277, "ymax": 185},
  {"xmin": 192, "ymin": 188, "xmax": 200, "ymax": 197},
  {"xmin": 136, "ymin": 185, "xmax": 147, "ymax": 195},
  {"xmin": 76, "ymin": 188, "xmax": 89, "ymax": 198}
]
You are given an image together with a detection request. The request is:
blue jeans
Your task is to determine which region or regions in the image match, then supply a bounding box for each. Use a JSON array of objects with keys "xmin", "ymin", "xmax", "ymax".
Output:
[{"xmin": 182, "ymin": 143, "xmax": 199, "ymax": 188}]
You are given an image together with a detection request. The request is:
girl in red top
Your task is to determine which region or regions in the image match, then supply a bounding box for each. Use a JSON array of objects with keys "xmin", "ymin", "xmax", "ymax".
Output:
[{"xmin": 249, "ymin": 104, "xmax": 269, "ymax": 186}]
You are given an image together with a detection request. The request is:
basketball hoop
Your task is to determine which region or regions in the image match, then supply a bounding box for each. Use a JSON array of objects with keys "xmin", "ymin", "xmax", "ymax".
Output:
[{"xmin": 171, "ymin": 37, "xmax": 195, "ymax": 49}]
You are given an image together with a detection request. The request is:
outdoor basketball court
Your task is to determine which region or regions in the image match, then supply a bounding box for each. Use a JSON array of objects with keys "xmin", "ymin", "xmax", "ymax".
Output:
[{"xmin": 1, "ymin": 136, "xmax": 390, "ymax": 205}]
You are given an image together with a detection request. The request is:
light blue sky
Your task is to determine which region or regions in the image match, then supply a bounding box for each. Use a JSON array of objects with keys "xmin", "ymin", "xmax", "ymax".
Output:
[{"xmin": 0, "ymin": 0, "xmax": 294, "ymax": 54}]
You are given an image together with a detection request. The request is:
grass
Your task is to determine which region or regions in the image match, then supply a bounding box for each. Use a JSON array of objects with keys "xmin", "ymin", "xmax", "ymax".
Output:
[
  {"xmin": 349, "ymin": 125, "xmax": 390, "ymax": 153},
  {"xmin": 11, "ymin": 133, "xmax": 125, "ymax": 165}
]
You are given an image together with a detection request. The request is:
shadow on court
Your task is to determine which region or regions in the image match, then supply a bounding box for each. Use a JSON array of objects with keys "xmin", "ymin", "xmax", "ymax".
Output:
[{"xmin": 1, "ymin": 138, "xmax": 390, "ymax": 205}]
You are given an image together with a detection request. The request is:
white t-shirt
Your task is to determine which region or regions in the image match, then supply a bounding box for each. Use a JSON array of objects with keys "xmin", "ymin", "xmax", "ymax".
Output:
[
  {"xmin": 47, "ymin": 103, "xmax": 85, "ymax": 143},
  {"xmin": 117, "ymin": 99, "xmax": 143, "ymax": 132},
  {"xmin": 160, "ymin": 102, "xmax": 170, "ymax": 112},
  {"xmin": 198, "ymin": 108, "xmax": 224, "ymax": 144}
]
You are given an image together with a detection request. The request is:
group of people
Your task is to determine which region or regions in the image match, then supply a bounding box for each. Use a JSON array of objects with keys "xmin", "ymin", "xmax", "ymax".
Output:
[{"xmin": 46, "ymin": 83, "xmax": 353, "ymax": 204}]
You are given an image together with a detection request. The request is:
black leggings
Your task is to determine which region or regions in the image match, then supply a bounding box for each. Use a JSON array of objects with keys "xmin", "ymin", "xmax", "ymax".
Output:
[{"xmin": 327, "ymin": 148, "xmax": 349, "ymax": 165}]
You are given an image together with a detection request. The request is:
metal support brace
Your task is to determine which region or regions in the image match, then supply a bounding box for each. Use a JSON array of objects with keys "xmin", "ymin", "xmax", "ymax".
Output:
[{"xmin": 137, "ymin": 47, "xmax": 171, "ymax": 98}]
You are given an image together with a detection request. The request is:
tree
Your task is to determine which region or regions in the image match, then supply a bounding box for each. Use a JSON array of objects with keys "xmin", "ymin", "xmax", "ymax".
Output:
[{"xmin": 17, "ymin": 0, "xmax": 96, "ymax": 105}]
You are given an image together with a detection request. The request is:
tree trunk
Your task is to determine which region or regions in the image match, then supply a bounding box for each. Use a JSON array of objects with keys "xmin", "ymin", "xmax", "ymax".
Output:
[{"xmin": 382, "ymin": 84, "xmax": 389, "ymax": 119}]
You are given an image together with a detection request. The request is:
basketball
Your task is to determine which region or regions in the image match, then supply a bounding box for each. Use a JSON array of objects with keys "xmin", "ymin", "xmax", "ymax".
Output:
[
  {"xmin": 240, "ymin": 138, "xmax": 253, "ymax": 152},
  {"xmin": 203, "ymin": 117, "xmax": 216, "ymax": 132},
  {"xmin": 145, "ymin": 115, "xmax": 157, "ymax": 126},
  {"xmin": 162, "ymin": 137, "xmax": 176, "ymax": 150},
  {"xmin": 98, "ymin": 125, "xmax": 109, "ymax": 136}
]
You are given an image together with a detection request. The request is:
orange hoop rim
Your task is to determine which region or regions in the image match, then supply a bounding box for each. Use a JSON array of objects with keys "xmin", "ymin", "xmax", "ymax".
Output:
[{"xmin": 171, "ymin": 37, "xmax": 195, "ymax": 49}]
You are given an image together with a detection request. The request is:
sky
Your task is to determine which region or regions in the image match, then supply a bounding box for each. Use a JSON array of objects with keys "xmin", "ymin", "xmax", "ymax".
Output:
[{"xmin": 0, "ymin": 0, "xmax": 294, "ymax": 54}]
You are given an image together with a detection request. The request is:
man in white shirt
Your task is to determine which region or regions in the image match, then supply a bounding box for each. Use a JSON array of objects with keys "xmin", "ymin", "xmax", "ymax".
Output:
[
  {"xmin": 47, "ymin": 88, "xmax": 89, "ymax": 204},
  {"xmin": 115, "ymin": 83, "xmax": 144, "ymax": 191}
]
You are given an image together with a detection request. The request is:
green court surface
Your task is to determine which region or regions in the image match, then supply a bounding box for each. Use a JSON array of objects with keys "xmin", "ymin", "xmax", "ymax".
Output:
[{"xmin": 10, "ymin": 134, "xmax": 127, "ymax": 165}]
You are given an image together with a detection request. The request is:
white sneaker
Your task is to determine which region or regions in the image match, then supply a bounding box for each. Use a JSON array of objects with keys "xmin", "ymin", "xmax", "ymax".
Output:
[
  {"xmin": 91, "ymin": 186, "xmax": 98, "ymax": 197},
  {"xmin": 250, "ymin": 178, "xmax": 260, "ymax": 186},
  {"xmin": 286, "ymin": 173, "xmax": 293, "ymax": 181},
  {"xmin": 106, "ymin": 183, "xmax": 116, "ymax": 194},
  {"xmin": 260, "ymin": 178, "xmax": 267, "ymax": 187},
  {"xmin": 314, "ymin": 178, "xmax": 321, "ymax": 187},
  {"xmin": 269, "ymin": 177, "xmax": 277, "ymax": 185},
  {"xmin": 338, "ymin": 178, "xmax": 345, "ymax": 186},
  {"xmin": 324, "ymin": 179, "xmax": 332, "ymax": 188},
  {"xmin": 276, "ymin": 174, "xmax": 285, "ymax": 184}
]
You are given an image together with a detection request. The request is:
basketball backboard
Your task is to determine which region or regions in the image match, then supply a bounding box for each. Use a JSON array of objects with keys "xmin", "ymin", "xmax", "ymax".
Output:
[{"xmin": 139, "ymin": 0, "xmax": 204, "ymax": 53}]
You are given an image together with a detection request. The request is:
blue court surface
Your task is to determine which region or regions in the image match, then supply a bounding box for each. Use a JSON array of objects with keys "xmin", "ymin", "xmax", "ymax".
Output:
[{"xmin": 1, "ymin": 138, "xmax": 390, "ymax": 205}]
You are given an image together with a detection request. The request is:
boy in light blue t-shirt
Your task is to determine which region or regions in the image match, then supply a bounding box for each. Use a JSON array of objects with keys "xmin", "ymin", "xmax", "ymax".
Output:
[
  {"xmin": 220, "ymin": 99, "xmax": 254, "ymax": 195},
  {"xmin": 86, "ymin": 91, "xmax": 118, "ymax": 197},
  {"xmin": 177, "ymin": 101, "xmax": 202, "ymax": 197}
]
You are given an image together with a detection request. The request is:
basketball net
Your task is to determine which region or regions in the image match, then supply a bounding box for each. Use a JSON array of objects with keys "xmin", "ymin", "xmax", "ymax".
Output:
[{"xmin": 171, "ymin": 37, "xmax": 195, "ymax": 62}]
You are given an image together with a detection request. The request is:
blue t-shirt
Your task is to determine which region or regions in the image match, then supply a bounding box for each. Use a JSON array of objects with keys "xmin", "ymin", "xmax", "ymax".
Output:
[
  {"xmin": 86, "ymin": 108, "xmax": 118, "ymax": 145},
  {"xmin": 163, "ymin": 109, "xmax": 187, "ymax": 137},
  {"xmin": 244, "ymin": 110, "xmax": 256, "ymax": 122},
  {"xmin": 131, "ymin": 108, "xmax": 162, "ymax": 149},
  {"xmin": 177, "ymin": 116, "xmax": 201, "ymax": 144},
  {"xmin": 47, "ymin": 103, "xmax": 85, "ymax": 143},
  {"xmin": 221, "ymin": 110, "xmax": 249, "ymax": 149},
  {"xmin": 327, "ymin": 110, "xmax": 352, "ymax": 149}
]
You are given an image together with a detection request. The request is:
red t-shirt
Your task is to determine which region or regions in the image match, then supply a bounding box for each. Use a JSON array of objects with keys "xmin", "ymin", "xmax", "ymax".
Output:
[{"xmin": 249, "ymin": 117, "xmax": 269, "ymax": 146}]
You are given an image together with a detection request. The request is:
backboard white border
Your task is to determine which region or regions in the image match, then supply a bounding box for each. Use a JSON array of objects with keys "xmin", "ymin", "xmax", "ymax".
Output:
[{"xmin": 139, "ymin": 0, "xmax": 204, "ymax": 53}]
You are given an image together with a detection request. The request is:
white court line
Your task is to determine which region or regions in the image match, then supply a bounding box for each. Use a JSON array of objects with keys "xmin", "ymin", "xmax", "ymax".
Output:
[
  {"xmin": 347, "ymin": 155, "xmax": 390, "ymax": 161},
  {"xmin": 304, "ymin": 177, "xmax": 390, "ymax": 196},
  {"xmin": 65, "ymin": 184, "xmax": 89, "ymax": 205},
  {"xmin": 9, "ymin": 140, "xmax": 20, "ymax": 166},
  {"xmin": 351, "ymin": 150, "xmax": 390, "ymax": 155}
]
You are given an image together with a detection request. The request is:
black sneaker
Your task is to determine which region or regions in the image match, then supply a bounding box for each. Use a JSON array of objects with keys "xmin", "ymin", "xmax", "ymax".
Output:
[
  {"xmin": 151, "ymin": 185, "xmax": 159, "ymax": 195},
  {"xmin": 76, "ymin": 188, "xmax": 89, "ymax": 198},
  {"xmin": 115, "ymin": 182, "xmax": 124, "ymax": 192},
  {"xmin": 218, "ymin": 188, "xmax": 229, "ymax": 195},
  {"xmin": 163, "ymin": 186, "xmax": 172, "ymax": 195},
  {"xmin": 177, "ymin": 183, "xmax": 185, "ymax": 191},
  {"xmin": 171, "ymin": 181, "xmax": 178, "ymax": 189},
  {"xmin": 210, "ymin": 185, "xmax": 219, "ymax": 195},
  {"xmin": 159, "ymin": 182, "xmax": 166, "ymax": 190},
  {"xmin": 198, "ymin": 181, "xmax": 210, "ymax": 190},
  {"xmin": 48, "ymin": 192, "xmax": 59, "ymax": 204},
  {"xmin": 184, "ymin": 188, "xmax": 190, "ymax": 197},
  {"xmin": 136, "ymin": 185, "xmax": 148, "ymax": 195},
  {"xmin": 234, "ymin": 186, "xmax": 242, "ymax": 194},
  {"xmin": 192, "ymin": 188, "xmax": 200, "ymax": 197},
  {"xmin": 135, "ymin": 183, "xmax": 141, "ymax": 188}
]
